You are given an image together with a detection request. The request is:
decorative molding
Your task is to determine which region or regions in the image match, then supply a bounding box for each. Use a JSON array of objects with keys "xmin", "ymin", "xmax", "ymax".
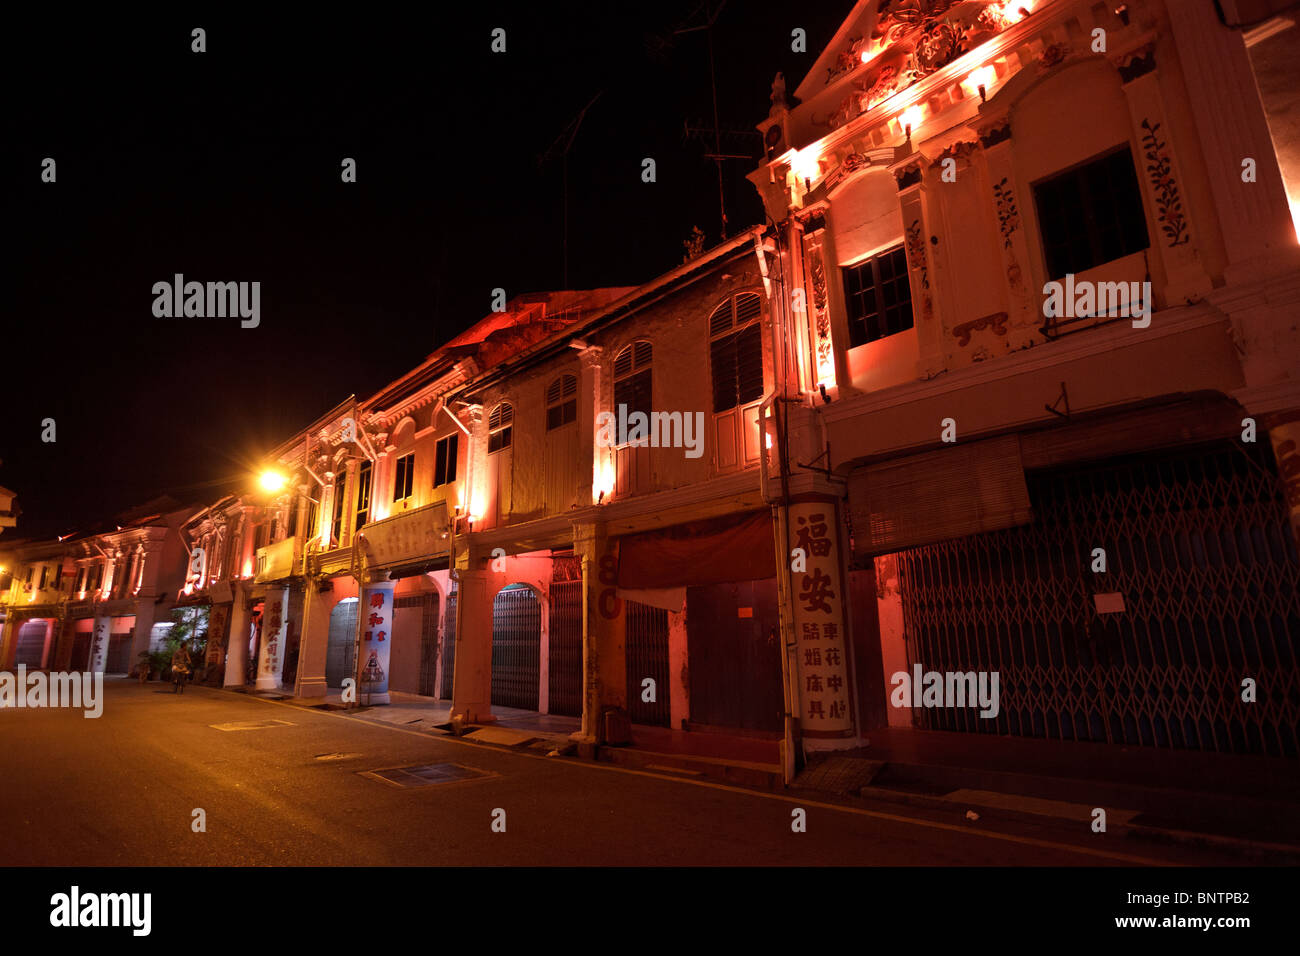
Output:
[
  {"xmin": 952, "ymin": 311, "xmax": 1009, "ymax": 347},
  {"xmin": 1116, "ymin": 43, "xmax": 1156, "ymax": 83},
  {"xmin": 894, "ymin": 163, "xmax": 923, "ymax": 190},
  {"xmin": 978, "ymin": 121, "xmax": 1011, "ymax": 149},
  {"xmin": 991, "ymin": 176, "xmax": 1020, "ymax": 249},
  {"xmin": 1140, "ymin": 117, "xmax": 1190, "ymax": 247}
]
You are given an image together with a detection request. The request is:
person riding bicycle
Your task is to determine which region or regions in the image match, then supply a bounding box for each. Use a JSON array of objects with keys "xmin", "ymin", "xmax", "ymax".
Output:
[{"xmin": 171, "ymin": 641, "xmax": 193, "ymax": 694}]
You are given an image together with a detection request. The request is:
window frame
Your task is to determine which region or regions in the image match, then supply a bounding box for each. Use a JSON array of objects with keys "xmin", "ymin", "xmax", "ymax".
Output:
[
  {"xmin": 392, "ymin": 452, "xmax": 415, "ymax": 505},
  {"xmin": 708, "ymin": 292, "xmax": 765, "ymax": 415},
  {"xmin": 841, "ymin": 243, "xmax": 914, "ymax": 348},
  {"xmin": 434, "ymin": 434, "xmax": 459, "ymax": 488},
  {"xmin": 545, "ymin": 374, "xmax": 578, "ymax": 432},
  {"xmin": 488, "ymin": 402, "xmax": 514, "ymax": 454}
]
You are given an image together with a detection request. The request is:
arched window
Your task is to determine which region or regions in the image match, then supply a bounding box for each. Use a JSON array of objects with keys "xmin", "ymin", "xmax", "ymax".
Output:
[
  {"xmin": 488, "ymin": 402, "xmax": 514, "ymax": 453},
  {"xmin": 613, "ymin": 341, "xmax": 653, "ymax": 426},
  {"xmin": 546, "ymin": 374, "xmax": 578, "ymax": 431},
  {"xmin": 708, "ymin": 292, "xmax": 763, "ymax": 414}
]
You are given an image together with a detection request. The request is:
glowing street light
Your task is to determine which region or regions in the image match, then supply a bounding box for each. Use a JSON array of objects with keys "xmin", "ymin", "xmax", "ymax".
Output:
[{"xmin": 258, "ymin": 470, "xmax": 288, "ymax": 493}]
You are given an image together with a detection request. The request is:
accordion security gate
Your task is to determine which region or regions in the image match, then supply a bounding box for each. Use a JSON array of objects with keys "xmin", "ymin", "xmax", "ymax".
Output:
[
  {"xmin": 625, "ymin": 600, "xmax": 671, "ymax": 726},
  {"xmin": 440, "ymin": 590, "xmax": 457, "ymax": 700},
  {"xmin": 548, "ymin": 579, "xmax": 583, "ymax": 717},
  {"xmin": 491, "ymin": 586, "xmax": 541, "ymax": 711},
  {"xmin": 897, "ymin": 443, "xmax": 1300, "ymax": 757}
]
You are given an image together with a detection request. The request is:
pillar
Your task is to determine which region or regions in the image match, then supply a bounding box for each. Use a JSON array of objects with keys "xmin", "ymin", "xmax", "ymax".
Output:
[
  {"xmin": 294, "ymin": 584, "xmax": 331, "ymax": 698},
  {"xmin": 785, "ymin": 497, "xmax": 855, "ymax": 748},
  {"xmin": 357, "ymin": 577, "xmax": 395, "ymax": 705},
  {"xmin": 667, "ymin": 607, "xmax": 689, "ymax": 729},
  {"xmin": 1166, "ymin": 4, "xmax": 1300, "ymax": 283},
  {"xmin": 89, "ymin": 615, "xmax": 112, "ymax": 675},
  {"xmin": 130, "ymin": 599, "xmax": 158, "ymax": 678},
  {"xmin": 1113, "ymin": 43, "xmax": 1213, "ymax": 304},
  {"xmin": 450, "ymin": 568, "xmax": 494, "ymax": 722},
  {"xmin": 255, "ymin": 586, "xmax": 288, "ymax": 691},
  {"xmin": 873, "ymin": 554, "xmax": 910, "ymax": 729},
  {"xmin": 224, "ymin": 585, "xmax": 251, "ymax": 687},
  {"xmin": 574, "ymin": 521, "xmax": 626, "ymax": 744}
]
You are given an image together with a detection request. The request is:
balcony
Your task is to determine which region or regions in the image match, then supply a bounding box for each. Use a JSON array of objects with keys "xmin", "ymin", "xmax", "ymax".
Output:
[
  {"xmin": 356, "ymin": 501, "xmax": 451, "ymax": 575},
  {"xmin": 254, "ymin": 535, "xmax": 302, "ymax": 583}
]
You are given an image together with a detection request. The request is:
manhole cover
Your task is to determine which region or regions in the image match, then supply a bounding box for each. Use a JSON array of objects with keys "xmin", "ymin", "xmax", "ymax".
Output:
[
  {"xmin": 360, "ymin": 763, "xmax": 495, "ymax": 789},
  {"xmin": 210, "ymin": 718, "xmax": 295, "ymax": 732}
]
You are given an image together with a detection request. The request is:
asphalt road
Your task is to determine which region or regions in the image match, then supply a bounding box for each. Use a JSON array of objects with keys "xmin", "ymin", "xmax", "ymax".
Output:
[{"xmin": 0, "ymin": 680, "xmax": 1243, "ymax": 866}]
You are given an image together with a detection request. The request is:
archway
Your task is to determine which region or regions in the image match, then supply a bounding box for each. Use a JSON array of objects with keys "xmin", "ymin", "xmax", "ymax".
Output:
[{"xmin": 491, "ymin": 584, "xmax": 541, "ymax": 710}]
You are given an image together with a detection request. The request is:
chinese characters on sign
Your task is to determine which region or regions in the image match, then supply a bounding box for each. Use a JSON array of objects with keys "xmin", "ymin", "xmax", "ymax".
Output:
[
  {"xmin": 360, "ymin": 584, "xmax": 394, "ymax": 697},
  {"xmin": 789, "ymin": 501, "xmax": 853, "ymax": 736}
]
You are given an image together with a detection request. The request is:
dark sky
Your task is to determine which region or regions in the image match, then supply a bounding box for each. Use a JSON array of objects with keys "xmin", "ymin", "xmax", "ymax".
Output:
[{"xmin": 4, "ymin": 2, "xmax": 849, "ymax": 539}]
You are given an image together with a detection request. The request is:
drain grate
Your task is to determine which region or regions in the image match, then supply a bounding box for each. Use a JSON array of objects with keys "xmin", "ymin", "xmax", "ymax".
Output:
[
  {"xmin": 360, "ymin": 762, "xmax": 495, "ymax": 789},
  {"xmin": 210, "ymin": 718, "xmax": 295, "ymax": 732}
]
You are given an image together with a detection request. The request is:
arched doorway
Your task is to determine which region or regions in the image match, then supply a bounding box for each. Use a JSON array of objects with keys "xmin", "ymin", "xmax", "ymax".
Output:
[
  {"xmin": 491, "ymin": 584, "xmax": 540, "ymax": 710},
  {"xmin": 326, "ymin": 598, "xmax": 358, "ymax": 688}
]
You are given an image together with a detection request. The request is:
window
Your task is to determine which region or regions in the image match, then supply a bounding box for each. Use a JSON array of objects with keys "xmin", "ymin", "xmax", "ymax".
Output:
[
  {"xmin": 1033, "ymin": 146, "xmax": 1149, "ymax": 281},
  {"xmin": 488, "ymin": 403, "xmax": 513, "ymax": 453},
  {"xmin": 255, "ymin": 523, "xmax": 270, "ymax": 551},
  {"xmin": 74, "ymin": 566, "xmax": 86, "ymax": 593},
  {"xmin": 89, "ymin": 562, "xmax": 103, "ymax": 593},
  {"xmin": 287, "ymin": 498, "xmax": 299, "ymax": 537},
  {"xmin": 331, "ymin": 476, "xmax": 347, "ymax": 544},
  {"xmin": 434, "ymin": 434, "xmax": 459, "ymax": 487},
  {"xmin": 305, "ymin": 498, "xmax": 318, "ymax": 542},
  {"xmin": 708, "ymin": 292, "xmax": 764, "ymax": 414},
  {"xmin": 38, "ymin": 565, "xmax": 48, "ymax": 589},
  {"xmin": 613, "ymin": 342, "xmax": 653, "ymax": 432},
  {"xmin": 393, "ymin": 453, "xmax": 415, "ymax": 503},
  {"xmin": 842, "ymin": 245, "xmax": 914, "ymax": 347},
  {"xmin": 24, "ymin": 565, "xmax": 34, "ymax": 585},
  {"xmin": 355, "ymin": 460, "xmax": 373, "ymax": 529},
  {"xmin": 546, "ymin": 374, "xmax": 578, "ymax": 430}
]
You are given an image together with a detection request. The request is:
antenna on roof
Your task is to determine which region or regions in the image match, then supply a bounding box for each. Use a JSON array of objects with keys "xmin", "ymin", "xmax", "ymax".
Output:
[{"xmin": 539, "ymin": 91, "xmax": 603, "ymax": 289}]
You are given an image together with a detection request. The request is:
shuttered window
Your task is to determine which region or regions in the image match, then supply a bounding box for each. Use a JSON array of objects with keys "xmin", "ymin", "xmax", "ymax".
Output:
[
  {"xmin": 546, "ymin": 374, "xmax": 578, "ymax": 431},
  {"xmin": 613, "ymin": 341, "xmax": 653, "ymax": 427},
  {"xmin": 708, "ymin": 293, "xmax": 763, "ymax": 414},
  {"xmin": 488, "ymin": 402, "xmax": 513, "ymax": 453}
]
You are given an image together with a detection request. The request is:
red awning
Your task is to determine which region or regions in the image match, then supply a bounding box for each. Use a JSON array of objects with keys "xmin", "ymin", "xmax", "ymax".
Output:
[{"xmin": 617, "ymin": 510, "xmax": 775, "ymax": 589}]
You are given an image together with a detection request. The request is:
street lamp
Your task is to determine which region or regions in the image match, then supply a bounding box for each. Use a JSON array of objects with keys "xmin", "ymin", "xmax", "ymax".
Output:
[{"xmin": 258, "ymin": 470, "xmax": 288, "ymax": 493}]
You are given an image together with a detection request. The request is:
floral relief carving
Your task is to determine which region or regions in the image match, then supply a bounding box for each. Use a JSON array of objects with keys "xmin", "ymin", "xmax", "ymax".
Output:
[{"xmin": 1140, "ymin": 118, "xmax": 1189, "ymax": 247}]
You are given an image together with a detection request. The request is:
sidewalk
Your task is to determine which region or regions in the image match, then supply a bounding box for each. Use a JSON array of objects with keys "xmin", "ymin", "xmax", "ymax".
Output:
[{"xmin": 793, "ymin": 727, "xmax": 1300, "ymax": 859}]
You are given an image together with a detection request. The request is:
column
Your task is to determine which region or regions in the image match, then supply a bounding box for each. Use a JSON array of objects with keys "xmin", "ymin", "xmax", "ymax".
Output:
[
  {"xmin": 1113, "ymin": 44, "xmax": 1213, "ymax": 304},
  {"xmin": 977, "ymin": 119, "xmax": 1038, "ymax": 349},
  {"xmin": 130, "ymin": 599, "xmax": 157, "ymax": 678},
  {"xmin": 357, "ymin": 577, "xmax": 395, "ymax": 705},
  {"xmin": 255, "ymin": 586, "xmax": 288, "ymax": 691},
  {"xmin": 667, "ymin": 607, "xmax": 689, "ymax": 730},
  {"xmin": 294, "ymin": 585, "xmax": 331, "ymax": 698},
  {"xmin": 1166, "ymin": 6, "xmax": 1300, "ymax": 283},
  {"xmin": 573, "ymin": 521, "xmax": 626, "ymax": 745},
  {"xmin": 873, "ymin": 554, "xmax": 910, "ymax": 729},
  {"xmin": 577, "ymin": 348, "xmax": 603, "ymax": 507},
  {"xmin": 89, "ymin": 615, "xmax": 112, "ymax": 675},
  {"xmin": 450, "ymin": 568, "xmax": 494, "ymax": 722},
  {"xmin": 224, "ymin": 585, "xmax": 250, "ymax": 687},
  {"xmin": 786, "ymin": 497, "xmax": 855, "ymax": 747},
  {"xmin": 893, "ymin": 159, "xmax": 944, "ymax": 378}
]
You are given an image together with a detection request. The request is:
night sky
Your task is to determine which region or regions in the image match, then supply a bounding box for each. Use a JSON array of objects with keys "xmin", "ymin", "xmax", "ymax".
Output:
[{"xmin": 4, "ymin": 3, "xmax": 850, "ymax": 539}]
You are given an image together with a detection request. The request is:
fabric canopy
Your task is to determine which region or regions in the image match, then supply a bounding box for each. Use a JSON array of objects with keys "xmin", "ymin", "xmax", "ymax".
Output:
[{"xmin": 617, "ymin": 509, "xmax": 776, "ymax": 589}]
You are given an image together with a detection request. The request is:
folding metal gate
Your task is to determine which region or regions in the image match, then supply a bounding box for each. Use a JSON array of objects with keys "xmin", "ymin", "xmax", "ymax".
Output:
[
  {"xmin": 397, "ymin": 593, "xmax": 441, "ymax": 697},
  {"xmin": 626, "ymin": 600, "xmax": 670, "ymax": 726},
  {"xmin": 492, "ymin": 585, "xmax": 540, "ymax": 710},
  {"xmin": 325, "ymin": 599, "xmax": 358, "ymax": 688},
  {"xmin": 440, "ymin": 590, "xmax": 457, "ymax": 699},
  {"xmin": 546, "ymin": 555, "xmax": 583, "ymax": 717},
  {"xmin": 897, "ymin": 442, "xmax": 1300, "ymax": 757},
  {"xmin": 548, "ymin": 578, "xmax": 583, "ymax": 717},
  {"xmin": 106, "ymin": 632, "xmax": 133, "ymax": 674}
]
